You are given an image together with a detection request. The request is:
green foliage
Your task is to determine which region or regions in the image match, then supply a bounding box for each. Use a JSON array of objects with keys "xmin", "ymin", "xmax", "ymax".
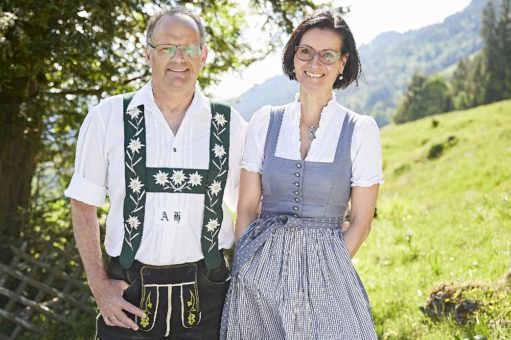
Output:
[
  {"xmin": 356, "ymin": 100, "xmax": 511, "ymax": 339},
  {"xmin": 393, "ymin": 73, "xmax": 452, "ymax": 124}
]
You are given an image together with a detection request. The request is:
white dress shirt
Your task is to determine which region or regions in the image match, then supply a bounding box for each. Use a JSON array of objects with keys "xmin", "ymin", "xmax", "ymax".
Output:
[
  {"xmin": 65, "ymin": 81, "xmax": 247, "ymax": 265},
  {"xmin": 242, "ymin": 92, "xmax": 383, "ymax": 187}
]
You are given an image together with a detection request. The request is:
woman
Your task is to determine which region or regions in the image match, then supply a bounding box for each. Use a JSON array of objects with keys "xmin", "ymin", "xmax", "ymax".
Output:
[{"xmin": 221, "ymin": 10, "xmax": 382, "ymax": 339}]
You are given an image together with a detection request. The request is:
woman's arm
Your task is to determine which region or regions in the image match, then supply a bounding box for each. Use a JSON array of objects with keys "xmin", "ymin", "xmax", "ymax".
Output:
[
  {"xmin": 343, "ymin": 184, "xmax": 379, "ymax": 257},
  {"xmin": 234, "ymin": 169, "xmax": 263, "ymax": 242}
]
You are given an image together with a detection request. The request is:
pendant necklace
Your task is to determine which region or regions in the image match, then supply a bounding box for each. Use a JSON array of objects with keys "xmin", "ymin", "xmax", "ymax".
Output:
[{"xmin": 306, "ymin": 125, "xmax": 318, "ymax": 140}]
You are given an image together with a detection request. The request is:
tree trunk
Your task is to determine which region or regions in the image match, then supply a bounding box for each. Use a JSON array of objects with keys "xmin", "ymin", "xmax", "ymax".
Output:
[{"xmin": 0, "ymin": 96, "xmax": 43, "ymax": 263}]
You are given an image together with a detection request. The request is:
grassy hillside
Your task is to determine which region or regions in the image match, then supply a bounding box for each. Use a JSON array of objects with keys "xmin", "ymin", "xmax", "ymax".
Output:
[{"xmin": 356, "ymin": 100, "xmax": 511, "ymax": 339}]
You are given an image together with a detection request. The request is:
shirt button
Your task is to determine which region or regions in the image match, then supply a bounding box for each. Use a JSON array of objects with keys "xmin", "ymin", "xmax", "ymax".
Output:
[
  {"xmin": 295, "ymin": 172, "xmax": 300, "ymax": 177},
  {"xmin": 293, "ymin": 206, "xmax": 298, "ymax": 211},
  {"xmin": 294, "ymin": 182, "xmax": 299, "ymax": 187},
  {"xmin": 293, "ymin": 191, "xmax": 299, "ymax": 195},
  {"xmin": 172, "ymin": 147, "xmax": 177, "ymax": 152},
  {"xmin": 296, "ymin": 163, "xmax": 302, "ymax": 168},
  {"xmin": 293, "ymin": 214, "xmax": 298, "ymax": 217},
  {"xmin": 294, "ymin": 198, "xmax": 300, "ymax": 202}
]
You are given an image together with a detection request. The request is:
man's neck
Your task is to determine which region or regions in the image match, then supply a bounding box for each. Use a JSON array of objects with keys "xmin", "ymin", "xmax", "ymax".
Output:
[
  {"xmin": 152, "ymin": 83, "xmax": 195, "ymax": 117},
  {"xmin": 152, "ymin": 82, "xmax": 196, "ymax": 134}
]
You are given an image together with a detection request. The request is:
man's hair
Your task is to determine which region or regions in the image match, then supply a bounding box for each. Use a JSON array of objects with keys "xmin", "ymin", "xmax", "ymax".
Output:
[
  {"xmin": 282, "ymin": 10, "xmax": 361, "ymax": 89},
  {"xmin": 146, "ymin": 6, "xmax": 206, "ymax": 46}
]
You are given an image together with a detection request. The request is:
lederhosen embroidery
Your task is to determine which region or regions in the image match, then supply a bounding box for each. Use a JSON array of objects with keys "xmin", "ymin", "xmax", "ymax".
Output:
[
  {"xmin": 136, "ymin": 263, "xmax": 200, "ymax": 334},
  {"xmin": 119, "ymin": 93, "xmax": 230, "ymax": 333}
]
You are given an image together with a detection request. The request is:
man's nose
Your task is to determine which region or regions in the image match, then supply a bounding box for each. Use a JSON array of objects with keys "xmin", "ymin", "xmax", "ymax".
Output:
[{"xmin": 170, "ymin": 47, "xmax": 186, "ymax": 60}]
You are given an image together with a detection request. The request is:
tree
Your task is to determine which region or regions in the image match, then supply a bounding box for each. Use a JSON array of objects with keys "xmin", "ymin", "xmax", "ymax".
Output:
[
  {"xmin": 451, "ymin": 58, "xmax": 473, "ymax": 110},
  {"xmin": 394, "ymin": 73, "xmax": 452, "ymax": 124},
  {"xmin": 496, "ymin": 0, "xmax": 511, "ymax": 98},
  {"xmin": 0, "ymin": 0, "xmax": 322, "ymax": 262},
  {"xmin": 480, "ymin": 0, "xmax": 501, "ymax": 103}
]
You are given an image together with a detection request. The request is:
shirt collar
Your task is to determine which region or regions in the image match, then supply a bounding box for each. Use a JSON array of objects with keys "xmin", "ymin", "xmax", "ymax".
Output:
[
  {"xmin": 292, "ymin": 90, "xmax": 342, "ymax": 118},
  {"xmin": 290, "ymin": 91, "xmax": 346, "ymax": 142},
  {"xmin": 128, "ymin": 81, "xmax": 210, "ymax": 118}
]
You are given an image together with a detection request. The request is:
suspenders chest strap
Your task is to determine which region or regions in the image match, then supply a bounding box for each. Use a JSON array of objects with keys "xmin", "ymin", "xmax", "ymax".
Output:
[{"xmin": 120, "ymin": 93, "xmax": 231, "ymax": 269}]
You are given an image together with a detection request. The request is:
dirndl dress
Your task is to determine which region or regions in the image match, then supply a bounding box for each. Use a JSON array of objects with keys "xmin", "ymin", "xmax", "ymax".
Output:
[{"xmin": 220, "ymin": 107, "xmax": 377, "ymax": 339}]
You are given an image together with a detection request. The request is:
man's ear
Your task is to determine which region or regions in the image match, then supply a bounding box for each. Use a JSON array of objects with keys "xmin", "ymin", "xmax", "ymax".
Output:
[
  {"xmin": 145, "ymin": 46, "xmax": 152, "ymax": 63},
  {"xmin": 200, "ymin": 45, "xmax": 208, "ymax": 68}
]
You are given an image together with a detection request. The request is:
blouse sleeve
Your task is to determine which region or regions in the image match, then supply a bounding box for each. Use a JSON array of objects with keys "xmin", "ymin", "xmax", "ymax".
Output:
[
  {"xmin": 240, "ymin": 105, "xmax": 272, "ymax": 173},
  {"xmin": 351, "ymin": 115, "xmax": 384, "ymax": 187},
  {"xmin": 223, "ymin": 107, "xmax": 247, "ymax": 214}
]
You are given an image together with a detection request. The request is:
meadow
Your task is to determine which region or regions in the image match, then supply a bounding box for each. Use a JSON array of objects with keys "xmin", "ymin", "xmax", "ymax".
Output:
[{"xmin": 356, "ymin": 100, "xmax": 511, "ymax": 339}]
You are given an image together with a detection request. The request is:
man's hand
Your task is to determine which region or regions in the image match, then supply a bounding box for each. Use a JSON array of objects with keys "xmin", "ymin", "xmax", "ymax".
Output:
[
  {"xmin": 70, "ymin": 199, "xmax": 146, "ymax": 330},
  {"xmin": 90, "ymin": 277, "xmax": 146, "ymax": 330}
]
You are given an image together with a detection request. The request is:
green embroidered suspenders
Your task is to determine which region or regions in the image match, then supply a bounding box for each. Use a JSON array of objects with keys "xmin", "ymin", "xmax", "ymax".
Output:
[{"xmin": 120, "ymin": 93, "xmax": 231, "ymax": 270}]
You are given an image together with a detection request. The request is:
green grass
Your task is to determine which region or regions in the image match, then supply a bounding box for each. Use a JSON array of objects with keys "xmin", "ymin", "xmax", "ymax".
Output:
[{"xmin": 355, "ymin": 100, "xmax": 511, "ymax": 339}]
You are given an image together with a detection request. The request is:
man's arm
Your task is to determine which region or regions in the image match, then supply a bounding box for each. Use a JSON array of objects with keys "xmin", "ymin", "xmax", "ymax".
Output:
[{"xmin": 71, "ymin": 199, "xmax": 146, "ymax": 330}]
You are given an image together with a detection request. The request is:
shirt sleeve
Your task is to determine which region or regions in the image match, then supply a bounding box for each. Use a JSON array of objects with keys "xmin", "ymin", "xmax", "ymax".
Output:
[
  {"xmin": 64, "ymin": 104, "xmax": 110, "ymax": 206},
  {"xmin": 240, "ymin": 105, "xmax": 272, "ymax": 173},
  {"xmin": 351, "ymin": 115, "xmax": 384, "ymax": 187},
  {"xmin": 223, "ymin": 107, "xmax": 248, "ymax": 214}
]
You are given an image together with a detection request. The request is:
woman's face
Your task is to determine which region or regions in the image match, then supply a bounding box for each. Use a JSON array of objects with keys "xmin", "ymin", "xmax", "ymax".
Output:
[{"xmin": 293, "ymin": 27, "xmax": 347, "ymax": 93}]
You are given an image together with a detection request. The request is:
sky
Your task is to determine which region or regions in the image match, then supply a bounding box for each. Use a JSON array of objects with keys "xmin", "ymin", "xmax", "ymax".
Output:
[{"xmin": 209, "ymin": 0, "xmax": 471, "ymax": 100}]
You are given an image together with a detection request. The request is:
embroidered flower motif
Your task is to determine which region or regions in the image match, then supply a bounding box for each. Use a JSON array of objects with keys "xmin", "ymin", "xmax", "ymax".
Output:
[
  {"xmin": 206, "ymin": 218, "xmax": 220, "ymax": 232},
  {"xmin": 188, "ymin": 171, "xmax": 203, "ymax": 187},
  {"xmin": 214, "ymin": 113, "xmax": 227, "ymax": 127},
  {"xmin": 127, "ymin": 216, "xmax": 141, "ymax": 229},
  {"xmin": 128, "ymin": 138, "xmax": 144, "ymax": 154},
  {"xmin": 188, "ymin": 313, "xmax": 196, "ymax": 326},
  {"xmin": 171, "ymin": 170, "xmax": 186, "ymax": 185},
  {"xmin": 127, "ymin": 107, "xmax": 142, "ymax": 120},
  {"xmin": 209, "ymin": 180, "xmax": 222, "ymax": 196},
  {"xmin": 154, "ymin": 170, "xmax": 169, "ymax": 186},
  {"xmin": 213, "ymin": 144, "xmax": 226, "ymax": 158},
  {"xmin": 128, "ymin": 177, "xmax": 143, "ymax": 193}
]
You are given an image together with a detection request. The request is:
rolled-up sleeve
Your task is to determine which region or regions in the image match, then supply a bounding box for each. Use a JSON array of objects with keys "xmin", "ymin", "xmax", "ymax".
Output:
[
  {"xmin": 351, "ymin": 115, "xmax": 384, "ymax": 187},
  {"xmin": 240, "ymin": 105, "xmax": 272, "ymax": 173},
  {"xmin": 64, "ymin": 106, "xmax": 108, "ymax": 206}
]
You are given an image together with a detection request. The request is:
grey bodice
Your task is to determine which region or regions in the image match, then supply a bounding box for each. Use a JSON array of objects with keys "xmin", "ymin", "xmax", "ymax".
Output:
[{"xmin": 261, "ymin": 106, "xmax": 357, "ymax": 219}]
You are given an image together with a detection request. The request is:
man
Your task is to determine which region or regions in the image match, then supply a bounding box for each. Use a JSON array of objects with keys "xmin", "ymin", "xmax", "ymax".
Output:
[{"xmin": 65, "ymin": 6, "xmax": 246, "ymax": 339}]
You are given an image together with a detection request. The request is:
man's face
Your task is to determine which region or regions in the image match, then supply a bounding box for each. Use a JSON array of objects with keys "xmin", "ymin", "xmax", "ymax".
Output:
[{"xmin": 146, "ymin": 14, "xmax": 207, "ymax": 93}]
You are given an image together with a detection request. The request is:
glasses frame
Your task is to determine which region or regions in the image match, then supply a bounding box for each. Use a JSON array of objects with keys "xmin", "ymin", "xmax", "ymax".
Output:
[
  {"xmin": 147, "ymin": 43, "xmax": 203, "ymax": 59},
  {"xmin": 294, "ymin": 45, "xmax": 342, "ymax": 65}
]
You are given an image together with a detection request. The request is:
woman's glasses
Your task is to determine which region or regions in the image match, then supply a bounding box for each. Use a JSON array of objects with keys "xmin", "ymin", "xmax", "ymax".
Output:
[{"xmin": 294, "ymin": 45, "xmax": 341, "ymax": 65}]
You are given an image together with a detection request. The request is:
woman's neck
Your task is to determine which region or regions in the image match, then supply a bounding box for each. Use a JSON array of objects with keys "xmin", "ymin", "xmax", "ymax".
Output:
[{"xmin": 299, "ymin": 89, "xmax": 332, "ymax": 124}]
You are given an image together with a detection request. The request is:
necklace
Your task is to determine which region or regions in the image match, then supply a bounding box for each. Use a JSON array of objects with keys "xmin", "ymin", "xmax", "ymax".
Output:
[{"xmin": 306, "ymin": 125, "xmax": 318, "ymax": 140}]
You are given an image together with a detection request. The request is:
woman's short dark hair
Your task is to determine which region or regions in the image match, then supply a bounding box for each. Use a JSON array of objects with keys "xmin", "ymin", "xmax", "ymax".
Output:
[{"xmin": 282, "ymin": 10, "xmax": 361, "ymax": 89}]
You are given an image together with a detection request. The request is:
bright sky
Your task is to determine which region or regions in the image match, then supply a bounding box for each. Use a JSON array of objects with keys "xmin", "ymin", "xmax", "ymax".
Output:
[{"xmin": 209, "ymin": 0, "xmax": 471, "ymax": 99}]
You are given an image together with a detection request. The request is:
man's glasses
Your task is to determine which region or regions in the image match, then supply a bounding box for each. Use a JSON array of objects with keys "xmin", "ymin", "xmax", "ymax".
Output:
[
  {"xmin": 148, "ymin": 43, "xmax": 202, "ymax": 59},
  {"xmin": 294, "ymin": 45, "xmax": 341, "ymax": 65}
]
